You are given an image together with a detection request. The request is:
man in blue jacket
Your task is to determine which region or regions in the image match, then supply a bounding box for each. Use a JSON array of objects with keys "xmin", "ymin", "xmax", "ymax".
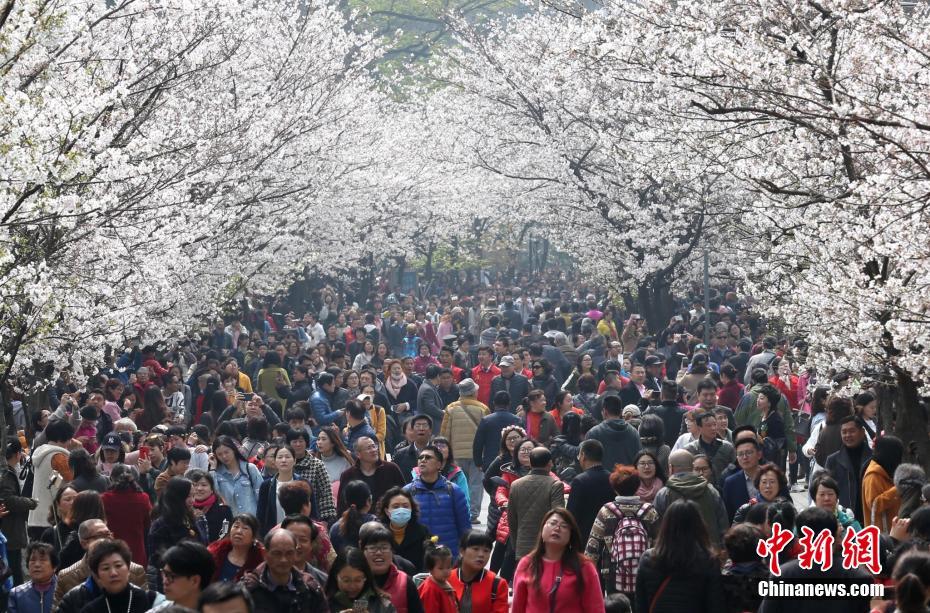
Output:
[
  {"xmin": 473, "ymin": 391, "xmax": 521, "ymax": 471},
  {"xmin": 309, "ymin": 372, "xmax": 343, "ymax": 437},
  {"xmin": 403, "ymin": 444, "xmax": 470, "ymax": 556}
]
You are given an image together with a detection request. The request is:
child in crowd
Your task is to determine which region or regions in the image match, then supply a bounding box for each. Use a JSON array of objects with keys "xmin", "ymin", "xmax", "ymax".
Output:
[{"xmin": 417, "ymin": 542, "xmax": 458, "ymax": 613}]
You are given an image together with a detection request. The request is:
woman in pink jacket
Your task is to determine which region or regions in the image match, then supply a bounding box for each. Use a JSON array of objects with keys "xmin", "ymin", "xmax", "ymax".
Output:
[{"xmin": 511, "ymin": 507, "xmax": 603, "ymax": 613}]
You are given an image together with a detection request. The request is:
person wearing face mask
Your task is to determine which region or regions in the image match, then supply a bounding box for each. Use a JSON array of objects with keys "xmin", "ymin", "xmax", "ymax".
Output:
[
  {"xmin": 359, "ymin": 522, "xmax": 425, "ymax": 613},
  {"xmin": 375, "ymin": 488, "xmax": 431, "ymax": 574}
]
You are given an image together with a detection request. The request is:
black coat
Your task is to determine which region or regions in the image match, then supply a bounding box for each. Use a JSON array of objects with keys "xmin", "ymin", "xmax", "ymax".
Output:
[
  {"xmin": 566, "ymin": 465, "xmax": 613, "ymax": 542},
  {"xmin": 635, "ymin": 549, "xmax": 725, "ymax": 613},
  {"xmin": 824, "ymin": 444, "xmax": 872, "ymax": 523},
  {"xmin": 472, "ymin": 411, "xmax": 521, "ymax": 469},
  {"xmin": 489, "ymin": 374, "xmax": 530, "ymax": 413},
  {"xmin": 380, "ymin": 518, "xmax": 432, "ymax": 573},
  {"xmin": 643, "ymin": 402, "xmax": 687, "ymax": 448}
]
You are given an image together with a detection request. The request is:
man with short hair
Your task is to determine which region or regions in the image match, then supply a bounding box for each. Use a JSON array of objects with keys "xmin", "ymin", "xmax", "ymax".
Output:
[
  {"xmin": 224, "ymin": 358, "xmax": 253, "ymax": 394},
  {"xmin": 618, "ymin": 363, "xmax": 654, "ymax": 410},
  {"xmin": 150, "ymin": 542, "xmax": 215, "ymax": 611},
  {"xmin": 489, "ymin": 355, "xmax": 529, "ymax": 414},
  {"xmin": 723, "ymin": 438, "xmax": 766, "ymax": 521},
  {"xmin": 584, "ymin": 396, "xmax": 641, "ymax": 470},
  {"xmin": 343, "ymin": 400, "xmax": 377, "ymax": 452},
  {"xmin": 415, "ymin": 364, "xmax": 445, "ymax": 435},
  {"xmin": 655, "ymin": 450, "xmax": 728, "ymax": 545},
  {"xmin": 824, "ymin": 415, "xmax": 872, "ymax": 524},
  {"xmin": 437, "ymin": 347, "xmax": 464, "ymax": 383},
  {"xmin": 403, "ymin": 445, "xmax": 469, "ymax": 556},
  {"xmin": 743, "ymin": 336, "xmax": 778, "ymax": 385},
  {"xmin": 309, "ymin": 372, "xmax": 343, "ymax": 435},
  {"xmin": 154, "ymin": 446, "xmax": 192, "ymax": 495},
  {"xmin": 507, "ymin": 448, "xmax": 565, "ymax": 558},
  {"xmin": 337, "ymin": 437, "xmax": 405, "ymax": 514},
  {"xmin": 287, "ymin": 429, "xmax": 336, "ymax": 524},
  {"xmin": 436, "ymin": 367, "xmax": 460, "ymax": 409},
  {"xmin": 441, "ymin": 378, "xmax": 490, "ymax": 524},
  {"xmin": 684, "ymin": 410, "xmax": 735, "ymax": 487},
  {"xmin": 54, "ymin": 519, "xmax": 147, "ymax": 609},
  {"xmin": 393, "ymin": 415, "xmax": 433, "ymax": 483},
  {"xmin": 241, "ymin": 529, "xmax": 327, "ymax": 612},
  {"xmin": 566, "ymin": 439, "xmax": 613, "ymax": 541},
  {"xmin": 27, "ymin": 419, "xmax": 75, "ymax": 541},
  {"xmin": 281, "ymin": 515, "xmax": 328, "ymax": 586},
  {"xmin": 470, "ymin": 346, "xmax": 501, "ymax": 407},
  {"xmin": 642, "ymin": 379, "xmax": 686, "ymax": 448},
  {"xmin": 473, "ymin": 391, "xmax": 521, "ymax": 475},
  {"xmin": 592, "ymin": 370, "xmax": 625, "ymax": 422}
]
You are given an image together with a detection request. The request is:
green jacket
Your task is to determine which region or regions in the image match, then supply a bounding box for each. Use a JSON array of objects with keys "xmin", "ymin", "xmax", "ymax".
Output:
[{"xmin": 733, "ymin": 384, "xmax": 797, "ymax": 452}]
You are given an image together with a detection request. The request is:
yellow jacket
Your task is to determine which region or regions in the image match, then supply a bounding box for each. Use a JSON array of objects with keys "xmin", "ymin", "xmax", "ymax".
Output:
[{"xmin": 862, "ymin": 460, "xmax": 899, "ymax": 532}]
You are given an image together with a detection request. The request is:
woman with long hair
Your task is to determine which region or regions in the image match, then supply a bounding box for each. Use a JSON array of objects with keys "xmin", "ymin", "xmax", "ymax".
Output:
[
  {"xmin": 136, "ymin": 385, "xmax": 169, "ymax": 432},
  {"xmin": 483, "ymin": 424, "xmax": 525, "ymax": 571},
  {"xmin": 207, "ymin": 513, "xmax": 266, "ymax": 582},
  {"xmin": 863, "ymin": 435, "xmax": 905, "ymax": 531},
  {"xmin": 511, "ymin": 507, "xmax": 603, "ymax": 613},
  {"xmin": 343, "ymin": 370, "xmax": 362, "ymax": 400},
  {"xmin": 635, "ymin": 499, "xmax": 724, "ymax": 612},
  {"xmin": 562, "ymin": 353, "xmax": 596, "ymax": 394},
  {"xmin": 211, "ymin": 435, "xmax": 262, "ymax": 516},
  {"xmin": 50, "ymin": 489, "xmax": 105, "ymax": 570},
  {"xmin": 188, "ymin": 468, "xmax": 233, "ymax": 542},
  {"xmin": 353, "ymin": 340, "xmax": 377, "ymax": 372},
  {"xmin": 39, "ymin": 484, "xmax": 78, "ymax": 556},
  {"xmin": 358, "ymin": 387, "xmax": 387, "ymax": 459},
  {"xmin": 329, "ymin": 480, "xmax": 375, "ymax": 553},
  {"xmin": 757, "ymin": 384, "xmax": 787, "ymax": 468},
  {"xmin": 897, "ymin": 464, "xmax": 928, "ymax": 520},
  {"xmin": 371, "ymin": 342, "xmax": 390, "ymax": 370},
  {"xmin": 101, "ymin": 464, "xmax": 152, "ymax": 566},
  {"xmin": 325, "ymin": 547, "xmax": 396, "ymax": 613},
  {"xmin": 147, "ymin": 477, "xmax": 206, "ymax": 589},
  {"xmin": 68, "ymin": 448, "xmax": 109, "ymax": 493},
  {"xmin": 550, "ymin": 411, "xmax": 583, "ymax": 481},
  {"xmin": 315, "ymin": 425, "xmax": 354, "ymax": 494}
]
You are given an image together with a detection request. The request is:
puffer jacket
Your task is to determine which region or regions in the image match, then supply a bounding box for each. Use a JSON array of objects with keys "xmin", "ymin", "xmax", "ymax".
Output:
[
  {"xmin": 440, "ymin": 397, "xmax": 489, "ymax": 460},
  {"xmin": 412, "ymin": 464, "xmax": 471, "ymax": 518},
  {"xmin": 402, "ymin": 474, "xmax": 469, "ymax": 557},
  {"xmin": 493, "ymin": 463, "xmax": 569, "ymax": 544}
]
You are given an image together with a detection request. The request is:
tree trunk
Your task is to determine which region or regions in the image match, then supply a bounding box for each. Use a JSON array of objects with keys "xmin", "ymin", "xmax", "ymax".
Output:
[{"xmin": 879, "ymin": 371, "xmax": 930, "ymax": 471}]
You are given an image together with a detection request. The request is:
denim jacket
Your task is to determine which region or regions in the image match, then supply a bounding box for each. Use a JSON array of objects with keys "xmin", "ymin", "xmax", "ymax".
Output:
[{"xmin": 213, "ymin": 460, "xmax": 263, "ymax": 516}]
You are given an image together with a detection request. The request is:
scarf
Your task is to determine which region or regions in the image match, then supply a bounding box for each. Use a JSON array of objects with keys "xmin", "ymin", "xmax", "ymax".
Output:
[
  {"xmin": 636, "ymin": 478, "xmax": 663, "ymax": 503},
  {"xmin": 385, "ymin": 373, "xmax": 407, "ymax": 397},
  {"xmin": 192, "ymin": 493, "xmax": 217, "ymax": 511}
]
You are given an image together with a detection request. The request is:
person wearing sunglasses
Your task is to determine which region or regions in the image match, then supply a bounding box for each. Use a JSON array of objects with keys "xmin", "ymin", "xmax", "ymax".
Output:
[{"xmin": 402, "ymin": 445, "xmax": 469, "ymax": 557}]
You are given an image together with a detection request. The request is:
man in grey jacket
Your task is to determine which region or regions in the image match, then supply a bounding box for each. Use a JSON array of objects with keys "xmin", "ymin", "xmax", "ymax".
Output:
[{"xmin": 416, "ymin": 364, "xmax": 445, "ymax": 435}]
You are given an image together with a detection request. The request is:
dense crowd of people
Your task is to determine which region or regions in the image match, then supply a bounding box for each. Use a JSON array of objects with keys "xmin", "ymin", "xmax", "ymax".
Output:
[{"xmin": 0, "ymin": 276, "xmax": 925, "ymax": 612}]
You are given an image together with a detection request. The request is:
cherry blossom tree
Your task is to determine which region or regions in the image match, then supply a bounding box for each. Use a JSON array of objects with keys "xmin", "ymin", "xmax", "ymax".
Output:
[{"xmin": 0, "ymin": 0, "xmax": 396, "ymax": 398}]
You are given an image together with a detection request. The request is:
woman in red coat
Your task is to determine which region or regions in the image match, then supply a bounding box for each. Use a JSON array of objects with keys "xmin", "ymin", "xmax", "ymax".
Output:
[
  {"xmin": 100, "ymin": 464, "xmax": 152, "ymax": 565},
  {"xmin": 769, "ymin": 358, "xmax": 801, "ymax": 409}
]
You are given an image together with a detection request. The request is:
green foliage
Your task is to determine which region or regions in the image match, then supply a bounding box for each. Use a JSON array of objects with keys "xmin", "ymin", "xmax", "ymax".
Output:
[{"xmin": 346, "ymin": 0, "xmax": 524, "ymax": 76}]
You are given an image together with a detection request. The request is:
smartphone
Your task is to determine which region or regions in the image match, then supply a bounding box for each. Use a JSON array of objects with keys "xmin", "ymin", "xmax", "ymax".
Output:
[
  {"xmin": 353, "ymin": 599, "xmax": 369, "ymax": 613},
  {"xmin": 139, "ymin": 445, "xmax": 150, "ymax": 460},
  {"xmin": 243, "ymin": 393, "xmax": 254, "ymax": 401}
]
